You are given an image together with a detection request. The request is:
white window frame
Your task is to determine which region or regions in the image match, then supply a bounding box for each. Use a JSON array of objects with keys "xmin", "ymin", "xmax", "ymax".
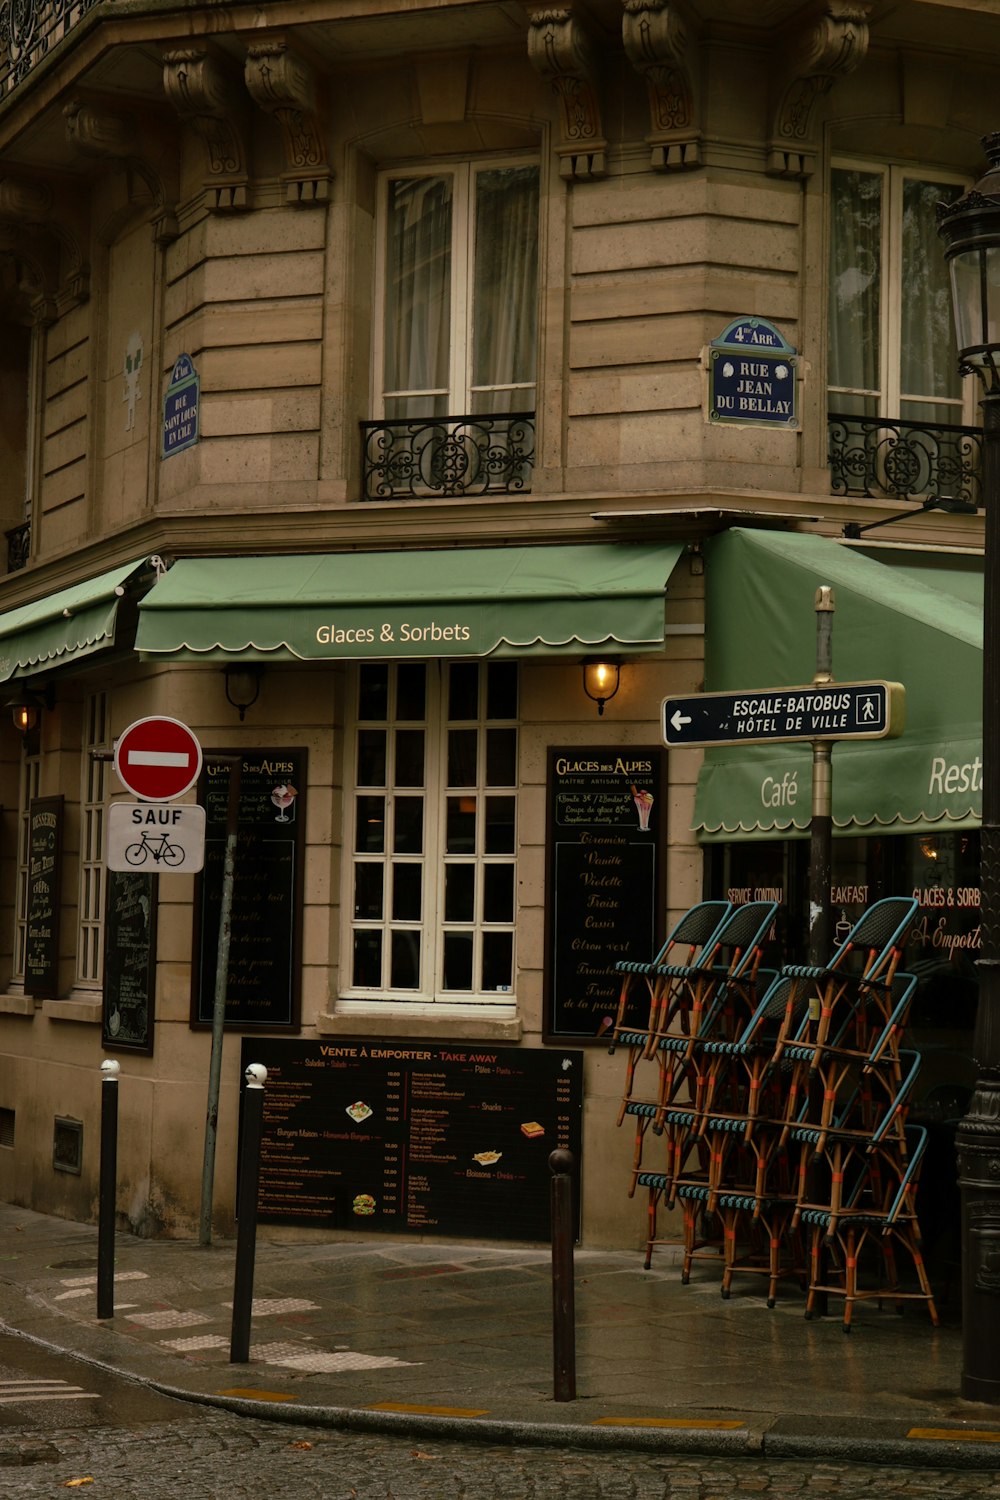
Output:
[
  {"xmin": 77, "ymin": 691, "xmax": 109, "ymax": 986},
  {"xmin": 372, "ymin": 156, "xmax": 539, "ymax": 418},
  {"xmin": 828, "ymin": 157, "xmax": 974, "ymax": 424},
  {"xmin": 340, "ymin": 660, "xmax": 518, "ymax": 1011}
]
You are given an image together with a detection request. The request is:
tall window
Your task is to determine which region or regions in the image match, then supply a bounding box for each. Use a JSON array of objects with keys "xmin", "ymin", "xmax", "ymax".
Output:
[
  {"xmin": 78, "ymin": 692, "xmax": 109, "ymax": 985},
  {"xmin": 828, "ymin": 163, "xmax": 967, "ymax": 426},
  {"xmin": 345, "ymin": 660, "xmax": 517, "ymax": 1003},
  {"xmin": 376, "ymin": 162, "xmax": 539, "ymax": 420}
]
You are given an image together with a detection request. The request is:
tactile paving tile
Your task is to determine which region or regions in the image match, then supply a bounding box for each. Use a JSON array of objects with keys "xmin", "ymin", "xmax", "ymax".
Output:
[
  {"xmin": 160, "ymin": 1335, "xmax": 231, "ymax": 1352},
  {"xmin": 252, "ymin": 1341, "xmax": 418, "ymax": 1372},
  {"xmin": 222, "ymin": 1297, "xmax": 319, "ymax": 1315},
  {"xmin": 125, "ymin": 1309, "xmax": 215, "ymax": 1329},
  {"xmin": 58, "ymin": 1271, "xmax": 149, "ymax": 1287}
]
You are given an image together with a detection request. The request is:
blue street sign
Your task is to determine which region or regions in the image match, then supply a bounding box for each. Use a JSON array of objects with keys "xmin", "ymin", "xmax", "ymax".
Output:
[
  {"xmin": 662, "ymin": 681, "xmax": 905, "ymax": 748},
  {"xmin": 708, "ymin": 316, "xmax": 798, "ymax": 429},
  {"xmin": 162, "ymin": 354, "xmax": 200, "ymax": 458}
]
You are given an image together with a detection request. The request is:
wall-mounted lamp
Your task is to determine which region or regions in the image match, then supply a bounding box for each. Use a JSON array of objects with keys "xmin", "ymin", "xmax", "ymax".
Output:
[
  {"xmin": 843, "ymin": 494, "xmax": 977, "ymax": 539},
  {"xmin": 223, "ymin": 664, "xmax": 262, "ymax": 722},
  {"xmin": 581, "ymin": 658, "xmax": 621, "ymax": 717},
  {"xmin": 7, "ymin": 685, "xmax": 52, "ymax": 735}
]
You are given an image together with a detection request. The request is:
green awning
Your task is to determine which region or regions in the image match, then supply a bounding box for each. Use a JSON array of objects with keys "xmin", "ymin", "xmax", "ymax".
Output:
[
  {"xmin": 0, "ymin": 558, "xmax": 151, "ymax": 683},
  {"xmin": 694, "ymin": 529, "xmax": 983, "ymax": 839},
  {"xmin": 136, "ymin": 544, "xmax": 686, "ymax": 662}
]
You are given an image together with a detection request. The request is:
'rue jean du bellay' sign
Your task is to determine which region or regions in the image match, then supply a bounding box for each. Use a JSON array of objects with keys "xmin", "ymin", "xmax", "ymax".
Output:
[{"xmin": 707, "ymin": 317, "xmax": 798, "ymax": 429}]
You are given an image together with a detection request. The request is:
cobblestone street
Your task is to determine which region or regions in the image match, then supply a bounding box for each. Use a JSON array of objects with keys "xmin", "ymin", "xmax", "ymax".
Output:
[{"xmin": 5, "ymin": 1412, "xmax": 1000, "ymax": 1500}]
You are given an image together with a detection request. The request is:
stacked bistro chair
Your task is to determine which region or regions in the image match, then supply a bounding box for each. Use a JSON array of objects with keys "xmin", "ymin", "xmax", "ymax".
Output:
[
  {"xmin": 612, "ymin": 893, "xmax": 939, "ymax": 1327},
  {"xmin": 608, "ymin": 899, "xmax": 732, "ymax": 1123},
  {"xmin": 620, "ymin": 901, "xmax": 779, "ymax": 1267}
]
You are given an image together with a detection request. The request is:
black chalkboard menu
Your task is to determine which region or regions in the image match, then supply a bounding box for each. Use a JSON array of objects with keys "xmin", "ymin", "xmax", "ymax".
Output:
[
  {"xmin": 193, "ymin": 748, "xmax": 306, "ymax": 1030},
  {"xmin": 102, "ymin": 871, "xmax": 157, "ymax": 1054},
  {"xmin": 25, "ymin": 796, "xmax": 63, "ymax": 998},
  {"xmin": 239, "ymin": 1038, "xmax": 583, "ymax": 1241},
  {"xmin": 544, "ymin": 747, "xmax": 664, "ymax": 1042}
]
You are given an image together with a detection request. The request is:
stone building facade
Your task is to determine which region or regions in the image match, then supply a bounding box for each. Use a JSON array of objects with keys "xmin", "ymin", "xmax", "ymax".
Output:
[{"xmin": 0, "ymin": 0, "xmax": 990, "ymax": 1251}]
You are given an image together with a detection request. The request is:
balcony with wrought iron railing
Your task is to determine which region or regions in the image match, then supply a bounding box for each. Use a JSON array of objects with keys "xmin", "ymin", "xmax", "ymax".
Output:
[
  {"xmin": 360, "ymin": 412, "xmax": 535, "ymax": 501},
  {"xmin": 828, "ymin": 412, "xmax": 983, "ymax": 509},
  {"xmin": 6, "ymin": 522, "xmax": 29, "ymax": 572},
  {"xmin": 0, "ymin": 0, "xmax": 103, "ymax": 98}
]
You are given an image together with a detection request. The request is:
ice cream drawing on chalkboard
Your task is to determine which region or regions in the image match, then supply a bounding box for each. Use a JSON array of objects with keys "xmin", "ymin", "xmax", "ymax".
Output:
[
  {"xmin": 631, "ymin": 783, "xmax": 653, "ymax": 831},
  {"xmin": 271, "ymin": 783, "xmax": 297, "ymax": 822}
]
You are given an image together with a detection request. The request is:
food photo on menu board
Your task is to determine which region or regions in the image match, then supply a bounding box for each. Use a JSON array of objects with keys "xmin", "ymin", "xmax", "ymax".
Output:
[{"xmin": 544, "ymin": 747, "xmax": 664, "ymax": 1042}]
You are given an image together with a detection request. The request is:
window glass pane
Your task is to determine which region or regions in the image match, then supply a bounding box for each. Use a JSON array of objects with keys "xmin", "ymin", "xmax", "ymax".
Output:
[
  {"xmin": 448, "ymin": 662, "xmax": 479, "ymax": 720},
  {"xmin": 393, "ymin": 797, "xmax": 424, "ymax": 854},
  {"xmin": 487, "ymin": 662, "xmax": 518, "ymax": 719},
  {"xmin": 391, "ymin": 931, "xmax": 420, "ymax": 989},
  {"xmin": 447, "ymin": 795, "xmax": 477, "ymax": 853},
  {"xmin": 473, "ymin": 167, "xmax": 539, "ymax": 401},
  {"xmin": 353, "ymin": 931, "xmax": 382, "ymax": 987},
  {"xmin": 901, "ymin": 178, "xmax": 963, "ymax": 403},
  {"xmin": 356, "ymin": 796, "xmax": 385, "ymax": 853},
  {"xmin": 485, "ymin": 796, "xmax": 515, "ymax": 853},
  {"xmin": 395, "ymin": 729, "xmax": 425, "ymax": 787},
  {"xmin": 828, "ymin": 168, "xmax": 882, "ymax": 400},
  {"xmin": 384, "ymin": 176, "xmax": 452, "ymax": 408},
  {"xmin": 392, "ymin": 864, "xmax": 422, "ymax": 921},
  {"xmin": 357, "ymin": 730, "xmax": 386, "ymax": 787},
  {"xmin": 354, "ymin": 864, "xmax": 383, "ymax": 919},
  {"xmin": 396, "ymin": 663, "xmax": 426, "ymax": 720},
  {"xmin": 483, "ymin": 864, "xmax": 514, "ymax": 923},
  {"xmin": 443, "ymin": 932, "xmax": 474, "ymax": 990},
  {"xmin": 486, "ymin": 727, "xmax": 516, "ymax": 786},
  {"xmin": 448, "ymin": 728, "xmax": 478, "ymax": 787},
  {"xmin": 359, "ymin": 664, "xmax": 389, "ymax": 720},
  {"xmin": 482, "ymin": 932, "xmax": 513, "ymax": 992},
  {"xmin": 445, "ymin": 865, "xmax": 475, "ymax": 922}
]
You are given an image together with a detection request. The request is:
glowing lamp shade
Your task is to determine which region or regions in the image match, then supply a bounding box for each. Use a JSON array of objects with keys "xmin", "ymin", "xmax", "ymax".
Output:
[{"xmin": 581, "ymin": 658, "xmax": 621, "ymax": 717}]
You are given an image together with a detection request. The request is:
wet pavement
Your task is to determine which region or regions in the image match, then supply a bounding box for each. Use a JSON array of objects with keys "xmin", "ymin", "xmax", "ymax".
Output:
[{"xmin": 0, "ymin": 1201, "xmax": 998, "ymax": 1470}]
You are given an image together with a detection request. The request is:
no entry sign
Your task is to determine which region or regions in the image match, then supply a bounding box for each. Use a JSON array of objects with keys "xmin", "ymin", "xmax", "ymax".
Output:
[{"xmin": 113, "ymin": 716, "xmax": 203, "ymax": 801}]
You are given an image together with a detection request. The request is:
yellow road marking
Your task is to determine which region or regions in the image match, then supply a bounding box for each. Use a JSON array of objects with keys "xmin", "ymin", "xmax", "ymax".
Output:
[
  {"xmin": 592, "ymin": 1417, "xmax": 745, "ymax": 1430},
  {"xmin": 215, "ymin": 1388, "xmax": 299, "ymax": 1402},
  {"xmin": 908, "ymin": 1427, "xmax": 1000, "ymax": 1444},
  {"xmin": 366, "ymin": 1402, "xmax": 490, "ymax": 1418}
]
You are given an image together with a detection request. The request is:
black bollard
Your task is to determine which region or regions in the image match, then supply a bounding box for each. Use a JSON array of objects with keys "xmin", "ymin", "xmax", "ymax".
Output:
[
  {"xmin": 230, "ymin": 1063, "xmax": 267, "ymax": 1363},
  {"xmin": 549, "ymin": 1148, "xmax": 576, "ymax": 1402},
  {"xmin": 97, "ymin": 1059, "xmax": 120, "ymax": 1320}
]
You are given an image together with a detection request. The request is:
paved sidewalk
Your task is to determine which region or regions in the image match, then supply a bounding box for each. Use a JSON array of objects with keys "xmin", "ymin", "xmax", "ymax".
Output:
[{"xmin": 1, "ymin": 1201, "xmax": 999, "ymax": 1469}]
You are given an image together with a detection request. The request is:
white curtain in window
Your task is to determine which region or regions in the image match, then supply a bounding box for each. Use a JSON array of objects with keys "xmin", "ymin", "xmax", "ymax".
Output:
[
  {"xmin": 472, "ymin": 167, "xmax": 539, "ymax": 414},
  {"xmin": 383, "ymin": 176, "xmax": 453, "ymax": 419},
  {"xmin": 828, "ymin": 167, "xmax": 882, "ymax": 415},
  {"xmin": 900, "ymin": 177, "xmax": 962, "ymax": 421}
]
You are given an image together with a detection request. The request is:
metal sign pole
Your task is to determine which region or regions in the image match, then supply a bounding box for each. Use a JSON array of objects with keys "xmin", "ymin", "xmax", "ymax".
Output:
[
  {"xmin": 808, "ymin": 587, "xmax": 835, "ymax": 969},
  {"xmin": 199, "ymin": 753, "xmax": 242, "ymax": 1248}
]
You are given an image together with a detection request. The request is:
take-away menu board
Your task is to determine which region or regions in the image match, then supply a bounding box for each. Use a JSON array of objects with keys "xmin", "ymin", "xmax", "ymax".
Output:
[
  {"xmin": 240, "ymin": 1039, "xmax": 583, "ymax": 1241},
  {"xmin": 544, "ymin": 747, "xmax": 664, "ymax": 1042},
  {"xmin": 102, "ymin": 871, "xmax": 157, "ymax": 1054}
]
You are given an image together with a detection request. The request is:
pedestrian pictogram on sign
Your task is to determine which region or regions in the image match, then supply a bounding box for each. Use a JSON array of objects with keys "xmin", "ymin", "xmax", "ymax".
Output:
[{"xmin": 113, "ymin": 716, "xmax": 203, "ymax": 802}]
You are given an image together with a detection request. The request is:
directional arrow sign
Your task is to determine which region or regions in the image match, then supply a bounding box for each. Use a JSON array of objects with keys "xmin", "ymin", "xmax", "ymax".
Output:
[{"xmin": 661, "ymin": 680, "xmax": 905, "ymax": 748}]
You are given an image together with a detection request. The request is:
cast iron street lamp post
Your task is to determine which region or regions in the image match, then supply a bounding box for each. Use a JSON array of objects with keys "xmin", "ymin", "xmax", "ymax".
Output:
[{"xmin": 938, "ymin": 134, "xmax": 1000, "ymax": 1403}]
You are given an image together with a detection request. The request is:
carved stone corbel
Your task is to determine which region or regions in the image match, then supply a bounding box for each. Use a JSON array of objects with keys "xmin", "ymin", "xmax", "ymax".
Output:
[
  {"xmin": 769, "ymin": 1, "xmax": 870, "ymax": 178},
  {"xmin": 64, "ymin": 98, "xmax": 180, "ymax": 246},
  {"xmin": 527, "ymin": 7, "xmax": 607, "ymax": 181},
  {"xmin": 622, "ymin": 0, "xmax": 700, "ymax": 171},
  {"xmin": 245, "ymin": 37, "xmax": 331, "ymax": 206},
  {"xmin": 162, "ymin": 47, "xmax": 251, "ymax": 212},
  {"xmin": 0, "ymin": 173, "xmax": 90, "ymax": 316}
]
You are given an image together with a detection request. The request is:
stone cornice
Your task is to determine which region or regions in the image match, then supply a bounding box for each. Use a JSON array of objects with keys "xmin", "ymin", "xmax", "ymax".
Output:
[
  {"xmin": 162, "ymin": 46, "xmax": 251, "ymax": 213},
  {"xmin": 769, "ymin": 0, "xmax": 870, "ymax": 178},
  {"xmin": 244, "ymin": 35, "xmax": 331, "ymax": 207},
  {"xmin": 621, "ymin": 0, "xmax": 700, "ymax": 172}
]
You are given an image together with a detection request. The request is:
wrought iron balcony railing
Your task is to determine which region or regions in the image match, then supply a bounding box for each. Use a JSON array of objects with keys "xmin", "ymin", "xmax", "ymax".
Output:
[
  {"xmin": 361, "ymin": 413, "xmax": 535, "ymax": 501},
  {"xmin": 6, "ymin": 522, "xmax": 29, "ymax": 572},
  {"xmin": 828, "ymin": 412, "xmax": 982, "ymax": 509},
  {"xmin": 0, "ymin": 0, "xmax": 101, "ymax": 97}
]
